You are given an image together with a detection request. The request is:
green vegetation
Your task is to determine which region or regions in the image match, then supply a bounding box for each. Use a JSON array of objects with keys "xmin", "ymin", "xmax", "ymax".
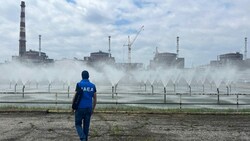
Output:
[
  {"xmin": 0, "ymin": 105, "xmax": 70, "ymax": 112},
  {"xmin": 95, "ymin": 105, "xmax": 250, "ymax": 114},
  {"xmin": 110, "ymin": 124, "xmax": 123, "ymax": 136},
  {"xmin": 91, "ymin": 129, "xmax": 101, "ymax": 137},
  {"xmin": 1, "ymin": 105, "xmax": 250, "ymax": 114}
]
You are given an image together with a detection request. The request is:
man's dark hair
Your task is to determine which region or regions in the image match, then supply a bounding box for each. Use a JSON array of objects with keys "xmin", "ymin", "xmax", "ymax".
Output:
[{"xmin": 82, "ymin": 70, "xmax": 89, "ymax": 79}]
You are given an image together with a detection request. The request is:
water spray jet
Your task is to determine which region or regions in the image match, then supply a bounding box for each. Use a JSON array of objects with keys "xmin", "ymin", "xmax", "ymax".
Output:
[
  {"xmin": 189, "ymin": 85, "xmax": 191, "ymax": 95},
  {"xmin": 48, "ymin": 83, "xmax": 51, "ymax": 93},
  {"xmin": 151, "ymin": 85, "xmax": 154, "ymax": 94},
  {"xmin": 63, "ymin": 83, "xmax": 65, "ymax": 90}
]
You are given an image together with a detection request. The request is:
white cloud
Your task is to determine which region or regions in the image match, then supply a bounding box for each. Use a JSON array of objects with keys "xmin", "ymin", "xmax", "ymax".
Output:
[{"xmin": 0, "ymin": 0, "xmax": 249, "ymax": 67}]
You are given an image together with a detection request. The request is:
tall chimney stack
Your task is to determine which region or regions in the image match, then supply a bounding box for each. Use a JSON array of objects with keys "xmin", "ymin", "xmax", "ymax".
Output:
[
  {"xmin": 39, "ymin": 35, "xmax": 41, "ymax": 56},
  {"xmin": 108, "ymin": 36, "xmax": 111, "ymax": 57},
  {"xmin": 19, "ymin": 1, "xmax": 26, "ymax": 57},
  {"xmin": 176, "ymin": 36, "xmax": 179, "ymax": 58},
  {"xmin": 245, "ymin": 37, "xmax": 247, "ymax": 60}
]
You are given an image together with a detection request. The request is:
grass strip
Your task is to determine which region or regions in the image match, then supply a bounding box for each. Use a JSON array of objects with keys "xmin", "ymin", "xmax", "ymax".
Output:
[{"xmin": 1, "ymin": 105, "xmax": 250, "ymax": 114}]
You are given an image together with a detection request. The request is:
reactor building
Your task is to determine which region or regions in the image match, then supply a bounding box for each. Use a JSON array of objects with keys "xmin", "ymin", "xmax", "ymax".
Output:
[
  {"xmin": 83, "ymin": 36, "xmax": 115, "ymax": 66},
  {"xmin": 83, "ymin": 36, "xmax": 143, "ymax": 70},
  {"xmin": 210, "ymin": 52, "xmax": 250, "ymax": 69},
  {"xmin": 84, "ymin": 50, "xmax": 115, "ymax": 66},
  {"xmin": 12, "ymin": 1, "xmax": 53, "ymax": 64},
  {"xmin": 209, "ymin": 37, "xmax": 250, "ymax": 69},
  {"xmin": 149, "ymin": 37, "xmax": 185, "ymax": 69},
  {"xmin": 149, "ymin": 50, "xmax": 184, "ymax": 69}
]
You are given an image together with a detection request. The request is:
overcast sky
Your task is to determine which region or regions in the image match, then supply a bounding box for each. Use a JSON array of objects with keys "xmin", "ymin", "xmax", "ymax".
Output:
[{"xmin": 0, "ymin": 0, "xmax": 249, "ymax": 67}]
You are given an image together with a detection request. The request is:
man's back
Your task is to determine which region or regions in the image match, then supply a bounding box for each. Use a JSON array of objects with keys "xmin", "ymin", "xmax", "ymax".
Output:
[{"xmin": 76, "ymin": 79, "xmax": 96, "ymax": 109}]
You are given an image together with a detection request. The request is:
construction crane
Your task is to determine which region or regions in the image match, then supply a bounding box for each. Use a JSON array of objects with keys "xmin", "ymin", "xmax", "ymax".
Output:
[{"xmin": 124, "ymin": 25, "xmax": 144, "ymax": 64}]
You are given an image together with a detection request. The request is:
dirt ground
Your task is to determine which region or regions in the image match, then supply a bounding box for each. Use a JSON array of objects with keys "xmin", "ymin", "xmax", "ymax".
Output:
[{"xmin": 0, "ymin": 111, "xmax": 250, "ymax": 141}]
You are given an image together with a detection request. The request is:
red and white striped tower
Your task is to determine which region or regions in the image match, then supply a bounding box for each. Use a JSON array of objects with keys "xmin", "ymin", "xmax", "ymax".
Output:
[{"xmin": 19, "ymin": 1, "xmax": 26, "ymax": 57}]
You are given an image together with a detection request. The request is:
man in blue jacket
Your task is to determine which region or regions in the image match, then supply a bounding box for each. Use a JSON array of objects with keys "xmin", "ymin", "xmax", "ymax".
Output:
[{"xmin": 73, "ymin": 70, "xmax": 97, "ymax": 141}]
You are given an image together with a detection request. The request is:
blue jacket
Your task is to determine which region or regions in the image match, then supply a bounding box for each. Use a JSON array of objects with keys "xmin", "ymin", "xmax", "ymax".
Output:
[{"xmin": 75, "ymin": 79, "xmax": 96, "ymax": 109}]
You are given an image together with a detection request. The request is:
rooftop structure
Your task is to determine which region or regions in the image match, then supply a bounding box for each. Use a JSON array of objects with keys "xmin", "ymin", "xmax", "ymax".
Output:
[
  {"xmin": 84, "ymin": 50, "xmax": 115, "ymax": 66},
  {"xmin": 149, "ymin": 48, "xmax": 184, "ymax": 69},
  {"xmin": 210, "ymin": 52, "xmax": 250, "ymax": 69}
]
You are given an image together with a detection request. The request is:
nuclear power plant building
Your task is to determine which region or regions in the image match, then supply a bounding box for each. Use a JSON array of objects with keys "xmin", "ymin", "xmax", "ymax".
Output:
[
  {"xmin": 210, "ymin": 52, "xmax": 250, "ymax": 69},
  {"xmin": 209, "ymin": 37, "xmax": 250, "ymax": 70},
  {"xmin": 149, "ymin": 51, "xmax": 184, "ymax": 69},
  {"xmin": 84, "ymin": 50, "xmax": 115, "ymax": 66},
  {"xmin": 12, "ymin": 1, "xmax": 53, "ymax": 64}
]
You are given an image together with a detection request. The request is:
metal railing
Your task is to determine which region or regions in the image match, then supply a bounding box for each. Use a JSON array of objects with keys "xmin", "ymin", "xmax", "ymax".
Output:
[{"xmin": 0, "ymin": 91, "xmax": 250, "ymax": 109}]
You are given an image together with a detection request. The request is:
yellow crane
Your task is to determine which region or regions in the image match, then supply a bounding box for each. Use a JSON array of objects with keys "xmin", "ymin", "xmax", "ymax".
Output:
[{"xmin": 124, "ymin": 25, "xmax": 144, "ymax": 64}]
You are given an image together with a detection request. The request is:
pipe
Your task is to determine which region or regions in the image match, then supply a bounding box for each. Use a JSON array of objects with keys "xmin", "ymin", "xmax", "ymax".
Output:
[
  {"xmin": 108, "ymin": 36, "xmax": 111, "ymax": 57},
  {"xmin": 14, "ymin": 83, "xmax": 17, "ymax": 93},
  {"xmin": 22, "ymin": 85, "xmax": 25, "ymax": 98},
  {"xmin": 151, "ymin": 85, "xmax": 154, "ymax": 94},
  {"xmin": 115, "ymin": 83, "xmax": 118, "ymax": 93},
  {"xmin": 174, "ymin": 83, "xmax": 176, "ymax": 93},
  {"xmin": 67, "ymin": 86, "xmax": 70, "ymax": 98},
  {"xmin": 164, "ymin": 87, "xmax": 167, "ymax": 103},
  {"xmin": 217, "ymin": 88, "xmax": 220, "ymax": 104},
  {"xmin": 39, "ymin": 35, "xmax": 41, "ymax": 56},
  {"xmin": 19, "ymin": 1, "xmax": 26, "ymax": 57},
  {"xmin": 112, "ymin": 86, "xmax": 114, "ymax": 98},
  {"xmin": 226, "ymin": 86, "xmax": 229, "ymax": 95},
  {"xmin": 245, "ymin": 37, "xmax": 247, "ymax": 60},
  {"xmin": 176, "ymin": 36, "xmax": 179, "ymax": 58},
  {"xmin": 189, "ymin": 85, "xmax": 191, "ymax": 95}
]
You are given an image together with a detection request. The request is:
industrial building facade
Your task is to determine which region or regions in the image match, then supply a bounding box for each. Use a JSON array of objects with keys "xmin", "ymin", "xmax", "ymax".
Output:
[
  {"xmin": 84, "ymin": 50, "xmax": 115, "ymax": 65},
  {"xmin": 210, "ymin": 52, "xmax": 250, "ymax": 69},
  {"xmin": 12, "ymin": 1, "xmax": 53, "ymax": 64},
  {"xmin": 149, "ymin": 52, "xmax": 185, "ymax": 69}
]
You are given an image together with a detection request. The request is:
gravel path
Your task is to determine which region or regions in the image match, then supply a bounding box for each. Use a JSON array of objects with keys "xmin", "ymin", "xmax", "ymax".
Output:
[{"xmin": 0, "ymin": 112, "xmax": 250, "ymax": 141}]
